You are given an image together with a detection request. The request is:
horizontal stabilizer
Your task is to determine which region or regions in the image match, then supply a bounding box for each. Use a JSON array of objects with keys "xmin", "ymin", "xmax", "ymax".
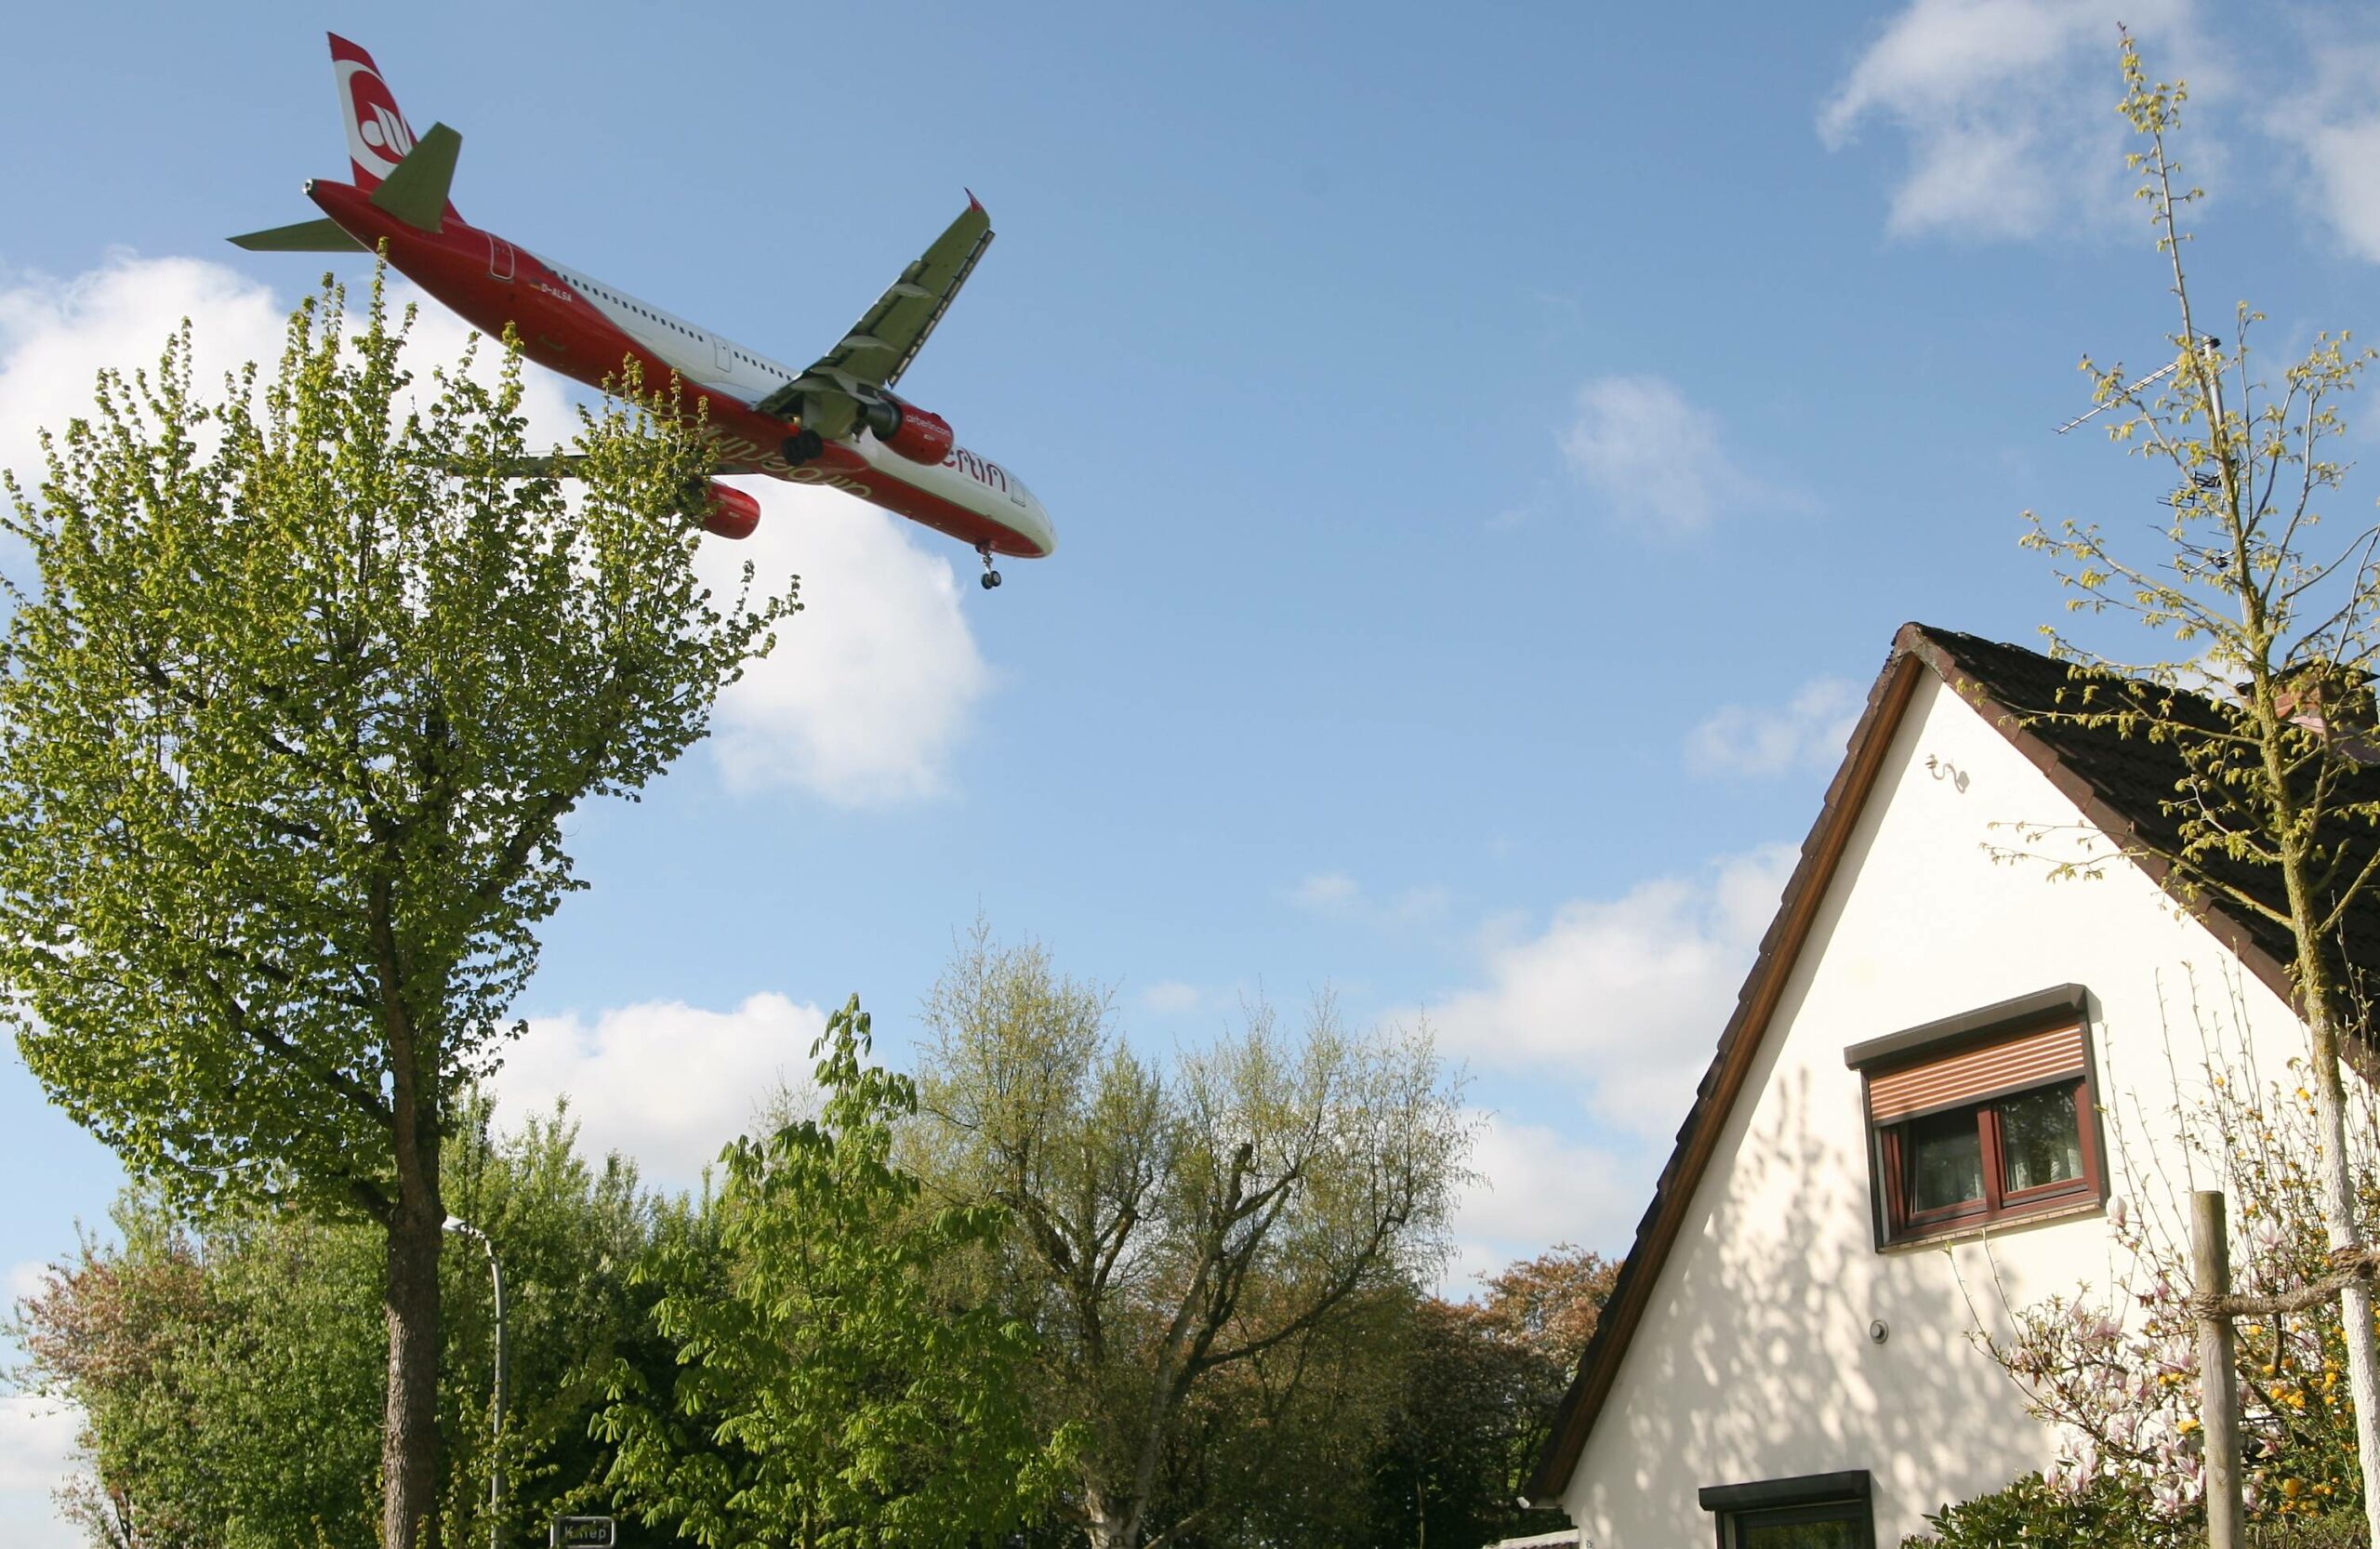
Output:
[
  {"xmin": 368, "ymin": 122, "xmax": 461, "ymax": 232},
  {"xmin": 228, "ymin": 218, "xmax": 369, "ymax": 253}
]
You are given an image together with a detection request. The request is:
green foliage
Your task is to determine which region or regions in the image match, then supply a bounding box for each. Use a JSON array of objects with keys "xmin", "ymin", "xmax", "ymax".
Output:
[
  {"xmin": 0, "ymin": 271, "xmax": 793, "ymax": 1223},
  {"xmin": 13, "ymin": 1103, "xmax": 681, "ymax": 1549},
  {"xmin": 2011, "ymin": 33, "xmax": 2380, "ymax": 953},
  {"xmin": 1904, "ymin": 1471, "xmax": 2188, "ymax": 1549},
  {"xmin": 1995, "ymin": 32, "xmax": 2380, "ymax": 1547},
  {"xmin": 1363, "ymin": 1249, "xmax": 1620, "ymax": 1549},
  {"xmin": 2251, "ymin": 1516, "xmax": 2372, "ymax": 1548},
  {"xmin": 1911, "ymin": 1473, "xmax": 2374, "ymax": 1549},
  {"xmin": 0, "ymin": 268, "xmax": 795, "ymax": 1545},
  {"xmin": 908, "ymin": 924, "xmax": 1472, "ymax": 1549},
  {"xmin": 599, "ymin": 997, "xmax": 1067, "ymax": 1549}
]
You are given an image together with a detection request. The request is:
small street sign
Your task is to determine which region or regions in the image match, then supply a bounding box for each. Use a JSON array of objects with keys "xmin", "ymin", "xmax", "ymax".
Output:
[{"xmin": 551, "ymin": 1517, "xmax": 615, "ymax": 1549}]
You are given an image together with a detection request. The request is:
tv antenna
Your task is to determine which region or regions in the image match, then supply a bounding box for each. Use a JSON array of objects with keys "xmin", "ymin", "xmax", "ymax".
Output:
[
  {"xmin": 2054, "ymin": 337, "xmax": 2223, "ymax": 435},
  {"xmin": 2054, "ymin": 357, "xmax": 2186, "ymax": 435}
]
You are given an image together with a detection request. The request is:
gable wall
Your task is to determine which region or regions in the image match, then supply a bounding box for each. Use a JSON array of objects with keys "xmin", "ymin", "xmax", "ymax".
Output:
[{"xmin": 1558, "ymin": 671, "xmax": 2309, "ymax": 1547}]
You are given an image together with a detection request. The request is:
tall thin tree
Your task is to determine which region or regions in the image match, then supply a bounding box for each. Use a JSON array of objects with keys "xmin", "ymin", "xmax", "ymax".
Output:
[
  {"xmin": 0, "ymin": 277, "xmax": 795, "ymax": 1549},
  {"xmin": 2019, "ymin": 36, "xmax": 2380, "ymax": 1539}
]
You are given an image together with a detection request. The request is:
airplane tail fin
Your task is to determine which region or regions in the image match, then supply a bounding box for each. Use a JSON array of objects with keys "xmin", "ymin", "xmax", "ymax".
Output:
[
  {"xmin": 369, "ymin": 125, "xmax": 462, "ymax": 232},
  {"xmin": 328, "ymin": 34, "xmax": 463, "ymax": 226}
]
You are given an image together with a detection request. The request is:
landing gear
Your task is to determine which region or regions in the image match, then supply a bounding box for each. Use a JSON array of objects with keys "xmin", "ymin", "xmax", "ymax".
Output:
[
  {"xmin": 977, "ymin": 546, "xmax": 1003, "ymax": 590},
  {"xmin": 782, "ymin": 429, "xmax": 825, "ymax": 466}
]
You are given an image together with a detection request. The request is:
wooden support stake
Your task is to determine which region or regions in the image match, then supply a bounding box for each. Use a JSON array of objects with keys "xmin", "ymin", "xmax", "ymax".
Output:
[{"xmin": 2195, "ymin": 1189, "xmax": 2245, "ymax": 1549}]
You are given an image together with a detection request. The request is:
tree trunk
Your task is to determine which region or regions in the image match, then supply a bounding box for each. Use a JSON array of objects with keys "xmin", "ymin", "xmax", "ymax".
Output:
[
  {"xmin": 1082, "ymin": 1484, "xmax": 1133, "ymax": 1549},
  {"xmin": 2305, "ymin": 997, "xmax": 2380, "ymax": 1546},
  {"xmin": 382, "ymin": 1177, "xmax": 444, "ymax": 1549}
]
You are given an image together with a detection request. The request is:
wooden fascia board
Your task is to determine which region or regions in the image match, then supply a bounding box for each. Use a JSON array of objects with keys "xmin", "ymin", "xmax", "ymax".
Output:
[{"xmin": 1524, "ymin": 642, "xmax": 1926, "ymax": 1501}]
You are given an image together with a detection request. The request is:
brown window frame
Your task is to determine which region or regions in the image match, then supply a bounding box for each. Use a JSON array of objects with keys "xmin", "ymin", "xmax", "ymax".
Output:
[
  {"xmin": 1845, "ymin": 985, "xmax": 2108, "ymax": 1249},
  {"xmin": 1877, "ymin": 1077, "xmax": 2101, "ymax": 1239},
  {"xmin": 1699, "ymin": 1469, "xmax": 1874, "ymax": 1548}
]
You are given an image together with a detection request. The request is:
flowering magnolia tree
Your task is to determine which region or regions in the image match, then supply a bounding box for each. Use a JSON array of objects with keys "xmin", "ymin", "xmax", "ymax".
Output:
[{"xmin": 1977, "ymin": 992, "xmax": 2380, "ymax": 1532}]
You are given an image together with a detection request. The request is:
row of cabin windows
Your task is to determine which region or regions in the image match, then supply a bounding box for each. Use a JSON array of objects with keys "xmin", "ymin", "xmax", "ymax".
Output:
[{"xmin": 565, "ymin": 277, "xmax": 784, "ymax": 375}]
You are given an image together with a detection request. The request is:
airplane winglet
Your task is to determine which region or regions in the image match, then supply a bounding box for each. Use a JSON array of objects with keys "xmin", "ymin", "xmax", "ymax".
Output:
[
  {"xmin": 367, "ymin": 121, "xmax": 461, "ymax": 232},
  {"xmin": 966, "ymin": 189, "xmax": 985, "ymax": 215}
]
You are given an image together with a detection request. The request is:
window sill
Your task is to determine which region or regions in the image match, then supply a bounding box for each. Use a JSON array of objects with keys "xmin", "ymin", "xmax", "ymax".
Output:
[{"xmin": 1878, "ymin": 1193, "xmax": 2105, "ymax": 1253}]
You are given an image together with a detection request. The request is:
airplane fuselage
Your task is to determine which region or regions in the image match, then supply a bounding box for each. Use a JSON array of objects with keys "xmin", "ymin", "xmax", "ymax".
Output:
[{"xmin": 305, "ymin": 179, "xmax": 1055, "ymax": 559}]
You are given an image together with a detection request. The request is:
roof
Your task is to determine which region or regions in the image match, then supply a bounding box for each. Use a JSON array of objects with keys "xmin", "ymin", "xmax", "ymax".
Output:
[{"xmin": 1526, "ymin": 621, "xmax": 2380, "ymax": 1503}]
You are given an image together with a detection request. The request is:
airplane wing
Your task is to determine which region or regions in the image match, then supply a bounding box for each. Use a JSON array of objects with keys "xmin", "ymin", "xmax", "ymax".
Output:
[{"xmin": 755, "ymin": 197, "xmax": 993, "ymax": 428}]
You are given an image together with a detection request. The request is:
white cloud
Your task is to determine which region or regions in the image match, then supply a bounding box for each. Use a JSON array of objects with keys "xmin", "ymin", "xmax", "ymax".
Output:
[
  {"xmin": 0, "ymin": 255, "xmax": 290, "ymax": 494},
  {"xmin": 1290, "ymin": 872, "xmax": 1360, "ymax": 909},
  {"xmin": 1288, "ymin": 871, "xmax": 1449, "ymax": 928},
  {"xmin": 0, "ymin": 255, "xmax": 581, "ymax": 496},
  {"xmin": 2266, "ymin": 35, "xmax": 2380, "ymax": 262},
  {"xmin": 1818, "ymin": 0, "xmax": 2206, "ymax": 241},
  {"xmin": 694, "ymin": 484, "xmax": 987, "ymax": 805},
  {"xmin": 496, "ymin": 993, "xmax": 828, "ymax": 1188},
  {"xmin": 0, "ymin": 1395, "xmax": 81, "ymax": 1548},
  {"xmin": 1686, "ymin": 677, "xmax": 1864, "ymax": 778},
  {"xmin": 1558, "ymin": 376, "xmax": 1778, "ymax": 535},
  {"xmin": 7, "ymin": 1261, "xmax": 47, "ymax": 1306},
  {"xmin": 1140, "ymin": 980, "xmax": 1204, "ymax": 1015},
  {"xmin": 1442, "ymin": 1112, "xmax": 1648, "ymax": 1295},
  {"xmin": 1427, "ymin": 845, "xmax": 1797, "ymax": 1139}
]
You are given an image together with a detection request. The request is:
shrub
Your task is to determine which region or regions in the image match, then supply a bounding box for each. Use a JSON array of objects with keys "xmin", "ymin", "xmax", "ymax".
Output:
[
  {"xmin": 1901, "ymin": 1471, "xmax": 2187, "ymax": 1548},
  {"xmin": 2248, "ymin": 1516, "xmax": 2369, "ymax": 1548}
]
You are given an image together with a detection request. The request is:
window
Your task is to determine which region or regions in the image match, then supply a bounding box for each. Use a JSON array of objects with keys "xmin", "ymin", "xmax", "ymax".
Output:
[
  {"xmin": 1844, "ymin": 985, "xmax": 2103, "ymax": 1246},
  {"xmin": 1700, "ymin": 1471, "xmax": 1872, "ymax": 1548}
]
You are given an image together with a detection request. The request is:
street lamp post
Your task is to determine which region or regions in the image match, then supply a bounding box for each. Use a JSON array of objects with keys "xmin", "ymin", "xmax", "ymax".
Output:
[{"xmin": 444, "ymin": 1215, "xmax": 506, "ymax": 1549}]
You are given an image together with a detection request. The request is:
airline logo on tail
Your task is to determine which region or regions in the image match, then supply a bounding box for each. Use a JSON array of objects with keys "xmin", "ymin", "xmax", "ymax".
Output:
[{"xmin": 330, "ymin": 34, "xmax": 416, "ymax": 187}]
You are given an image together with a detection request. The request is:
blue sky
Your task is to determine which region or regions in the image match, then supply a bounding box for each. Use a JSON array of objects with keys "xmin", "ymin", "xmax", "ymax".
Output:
[{"xmin": 5, "ymin": 0, "xmax": 2380, "ymax": 1534}]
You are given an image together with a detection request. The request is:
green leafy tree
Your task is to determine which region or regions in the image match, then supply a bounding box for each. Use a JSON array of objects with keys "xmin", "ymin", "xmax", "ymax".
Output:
[
  {"xmin": 2009, "ymin": 34, "xmax": 2380, "ymax": 1541},
  {"xmin": 1363, "ymin": 1247, "xmax": 1619, "ymax": 1549},
  {"xmin": 600, "ymin": 997, "xmax": 1069, "ymax": 1549},
  {"xmin": 0, "ymin": 276, "xmax": 795, "ymax": 1549},
  {"xmin": 14, "ymin": 1103, "xmax": 685, "ymax": 1549},
  {"xmin": 909, "ymin": 926, "xmax": 1472, "ymax": 1549}
]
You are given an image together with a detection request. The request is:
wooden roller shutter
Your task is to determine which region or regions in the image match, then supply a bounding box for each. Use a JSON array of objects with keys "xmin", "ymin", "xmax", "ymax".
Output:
[{"xmin": 1866, "ymin": 1022, "xmax": 2087, "ymax": 1122}]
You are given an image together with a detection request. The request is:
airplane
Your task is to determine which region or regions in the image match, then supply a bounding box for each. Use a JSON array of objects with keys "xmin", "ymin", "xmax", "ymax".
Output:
[{"xmin": 231, "ymin": 34, "xmax": 1052, "ymax": 589}]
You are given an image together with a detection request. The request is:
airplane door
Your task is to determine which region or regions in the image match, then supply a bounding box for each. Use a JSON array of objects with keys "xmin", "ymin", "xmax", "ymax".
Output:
[{"xmin": 487, "ymin": 235, "xmax": 516, "ymax": 283}]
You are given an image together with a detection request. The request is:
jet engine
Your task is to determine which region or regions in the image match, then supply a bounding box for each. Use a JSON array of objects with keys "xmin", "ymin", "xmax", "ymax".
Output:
[
  {"xmin": 694, "ymin": 481, "xmax": 761, "ymax": 540},
  {"xmin": 862, "ymin": 398, "xmax": 956, "ymax": 466}
]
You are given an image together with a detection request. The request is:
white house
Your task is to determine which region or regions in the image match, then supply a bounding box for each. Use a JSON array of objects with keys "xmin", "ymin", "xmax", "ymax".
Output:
[{"xmin": 1523, "ymin": 623, "xmax": 2365, "ymax": 1548}]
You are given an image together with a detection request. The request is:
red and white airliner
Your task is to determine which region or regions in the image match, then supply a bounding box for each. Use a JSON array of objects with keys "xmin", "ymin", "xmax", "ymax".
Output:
[{"xmin": 232, "ymin": 35, "xmax": 1052, "ymax": 588}]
